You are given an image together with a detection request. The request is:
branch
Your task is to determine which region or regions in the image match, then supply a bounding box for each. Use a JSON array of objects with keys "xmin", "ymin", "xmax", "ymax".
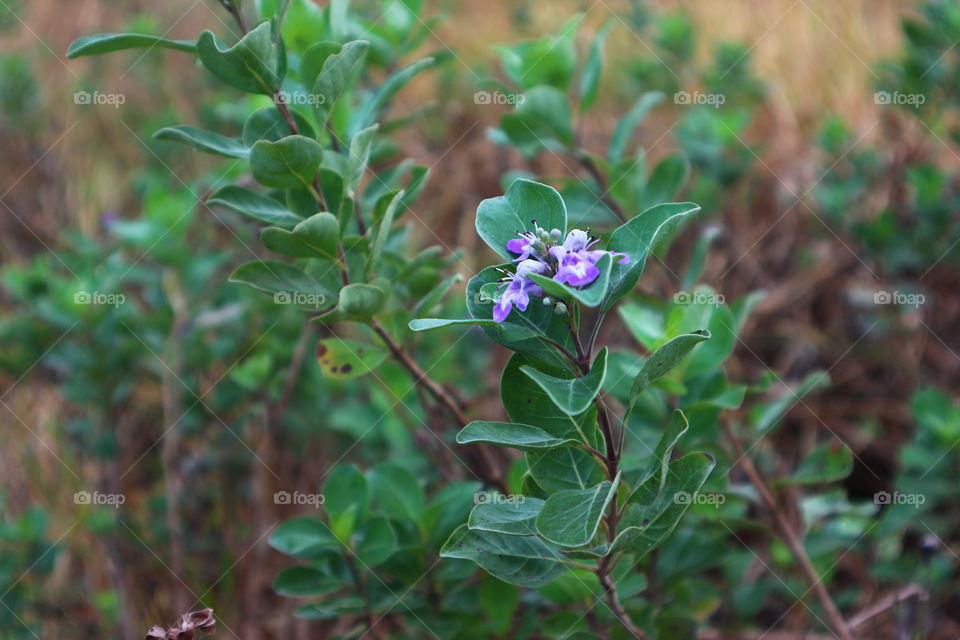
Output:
[
  {"xmin": 722, "ymin": 422, "xmax": 855, "ymax": 640},
  {"xmin": 597, "ymin": 555, "xmax": 647, "ymax": 639},
  {"xmin": 369, "ymin": 320, "xmax": 506, "ymax": 491},
  {"xmin": 847, "ymin": 584, "xmax": 926, "ymax": 630}
]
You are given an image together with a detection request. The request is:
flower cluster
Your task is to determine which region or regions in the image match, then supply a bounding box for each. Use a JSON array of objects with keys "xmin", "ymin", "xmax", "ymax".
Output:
[{"xmin": 492, "ymin": 223, "xmax": 629, "ymax": 322}]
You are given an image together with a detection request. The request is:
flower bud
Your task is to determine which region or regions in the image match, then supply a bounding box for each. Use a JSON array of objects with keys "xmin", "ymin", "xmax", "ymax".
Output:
[
  {"xmin": 554, "ymin": 302, "xmax": 568, "ymax": 315},
  {"xmin": 542, "ymin": 297, "xmax": 554, "ymax": 306}
]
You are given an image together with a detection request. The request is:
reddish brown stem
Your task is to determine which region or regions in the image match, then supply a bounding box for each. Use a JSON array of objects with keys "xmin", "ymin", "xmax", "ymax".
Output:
[
  {"xmin": 722, "ymin": 423, "xmax": 855, "ymax": 640},
  {"xmin": 597, "ymin": 555, "xmax": 647, "ymax": 639},
  {"xmin": 369, "ymin": 320, "xmax": 506, "ymax": 490}
]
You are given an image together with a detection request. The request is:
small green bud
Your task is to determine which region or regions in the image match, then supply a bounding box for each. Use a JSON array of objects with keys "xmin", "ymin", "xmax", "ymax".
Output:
[
  {"xmin": 554, "ymin": 302, "xmax": 568, "ymax": 315},
  {"xmin": 542, "ymin": 297, "xmax": 554, "ymax": 306}
]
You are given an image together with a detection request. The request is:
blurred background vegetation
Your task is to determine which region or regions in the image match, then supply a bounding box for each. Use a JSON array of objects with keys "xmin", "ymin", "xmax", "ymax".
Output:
[{"xmin": 1, "ymin": 0, "xmax": 959, "ymax": 638}]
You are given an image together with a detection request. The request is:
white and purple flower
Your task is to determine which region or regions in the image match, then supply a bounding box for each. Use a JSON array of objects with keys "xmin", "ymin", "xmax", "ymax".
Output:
[{"xmin": 491, "ymin": 223, "xmax": 630, "ymax": 323}]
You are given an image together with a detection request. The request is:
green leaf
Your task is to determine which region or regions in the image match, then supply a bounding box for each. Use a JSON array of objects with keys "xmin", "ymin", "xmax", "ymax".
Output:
[
  {"xmin": 154, "ymin": 125, "xmax": 248, "ymax": 158},
  {"xmin": 300, "ymin": 41, "xmax": 340, "ymax": 88},
  {"xmin": 752, "ymin": 371, "xmax": 830, "ymax": 435},
  {"xmin": 274, "ymin": 566, "xmax": 345, "ymax": 597},
  {"xmin": 479, "ymin": 577, "xmax": 519, "ymax": 632},
  {"xmin": 605, "ymin": 202, "xmax": 701, "ymax": 309},
  {"xmin": 456, "ymin": 421, "xmax": 581, "ymax": 452},
  {"xmin": 780, "ymin": 440, "xmax": 853, "ymax": 486},
  {"xmin": 315, "ymin": 338, "xmax": 387, "ymax": 380},
  {"xmin": 528, "ymin": 253, "xmax": 613, "ymax": 307},
  {"xmin": 424, "ymin": 481, "xmax": 483, "ymax": 547},
  {"xmin": 412, "ymin": 273, "xmax": 463, "ymax": 318},
  {"xmin": 501, "ymin": 353, "xmax": 598, "ymax": 443},
  {"xmin": 354, "ymin": 516, "xmax": 397, "ymax": 567},
  {"xmin": 66, "ymin": 33, "xmax": 196, "ymax": 58},
  {"xmin": 497, "ymin": 16, "xmax": 580, "ymax": 90},
  {"xmin": 269, "ymin": 517, "xmax": 339, "ymax": 558},
  {"xmin": 682, "ymin": 226, "xmax": 721, "ymax": 291},
  {"xmin": 520, "ymin": 348, "xmax": 608, "ymax": 416},
  {"xmin": 536, "ymin": 475, "xmax": 618, "ymax": 547},
  {"xmin": 527, "ymin": 447, "xmax": 605, "ymax": 493},
  {"xmin": 311, "ymin": 40, "xmax": 369, "ymax": 129},
  {"xmin": 229, "ymin": 261, "xmax": 332, "ymax": 305},
  {"xmin": 440, "ymin": 525, "xmax": 567, "ymax": 588},
  {"xmin": 611, "ymin": 453, "xmax": 715, "ymax": 556},
  {"xmin": 628, "ymin": 410, "xmax": 689, "ymax": 501},
  {"xmin": 468, "ymin": 498, "xmax": 545, "ymax": 536},
  {"xmin": 315, "ymin": 168, "xmax": 348, "ymax": 230},
  {"xmin": 681, "ymin": 300, "xmax": 736, "ymax": 375},
  {"xmin": 208, "ymin": 185, "xmax": 302, "ymax": 227},
  {"xmin": 197, "ymin": 22, "xmax": 283, "ymax": 95},
  {"xmin": 316, "ymin": 283, "xmax": 385, "ymax": 323},
  {"xmin": 578, "ymin": 22, "xmax": 613, "ymax": 112},
  {"xmin": 242, "ymin": 107, "xmax": 316, "ymax": 145},
  {"xmin": 609, "ymin": 91, "xmax": 665, "ymax": 163},
  {"xmin": 465, "ymin": 266, "xmax": 572, "ymax": 368},
  {"xmin": 348, "ymin": 56, "xmax": 436, "ymax": 137},
  {"xmin": 365, "ymin": 190, "xmax": 403, "ymax": 280},
  {"xmin": 643, "ymin": 154, "xmax": 688, "ymax": 208},
  {"xmin": 409, "ymin": 317, "xmax": 500, "ymax": 332},
  {"xmin": 261, "ymin": 211, "xmax": 340, "ymax": 260},
  {"xmin": 501, "ymin": 85, "xmax": 575, "ymax": 156},
  {"xmin": 626, "ymin": 331, "xmax": 710, "ymax": 417},
  {"xmin": 324, "ymin": 465, "xmax": 367, "ymax": 538},
  {"xmin": 295, "ymin": 598, "xmax": 364, "ymax": 620},
  {"xmin": 367, "ymin": 464, "xmax": 425, "ymax": 521},
  {"xmin": 250, "ymin": 135, "xmax": 323, "ymax": 190},
  {"xmin": 477, "ymin": 179, "xmax": 567, "ymax": 261},
  {"xmin": 343, "ymin": 124, "xmax": 378, "ymax": 194}
]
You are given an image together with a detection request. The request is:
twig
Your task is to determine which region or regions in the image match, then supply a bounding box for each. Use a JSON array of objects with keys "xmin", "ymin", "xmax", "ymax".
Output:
[
  {"xmin": 220, "ymin": 0, "xmax": 249, "ymax": 33},
  {"xmin": 847, "ymin": 584, "xmax": 926, "ymax": 630},
  {"xmin": 369, "ymin": 319, "xmax": 506, "ymax": 491},
  {"xmin": 722, "ymin": 422, "xmax": 855, "ymax": 640},
  {"xmin": 582, "ymin": 337, "xmax": 643, "ymax": 637},
  {"xmin": 597, "ymin": 555, "xmax": 647, "ymax": 639}
]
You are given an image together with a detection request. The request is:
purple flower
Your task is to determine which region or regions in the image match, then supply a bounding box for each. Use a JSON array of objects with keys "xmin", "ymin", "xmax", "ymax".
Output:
[
  {"xmin": 506, "ymin": 235, "xmax": 535, "ymax": 261},
  {"xmin": 493, "ymin": 260, "xmax": 546, "ymax": 322},
  {"xmin": 562, "ymin": 228, "xmax": 592, "ymax": 252},
  {"xmin": 491, "ymin": 225, "xmax": 631, "ymax": 322},
  {"xmin": 554, "ymin": 251, "xmax": 601, "ymax": 287}
]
